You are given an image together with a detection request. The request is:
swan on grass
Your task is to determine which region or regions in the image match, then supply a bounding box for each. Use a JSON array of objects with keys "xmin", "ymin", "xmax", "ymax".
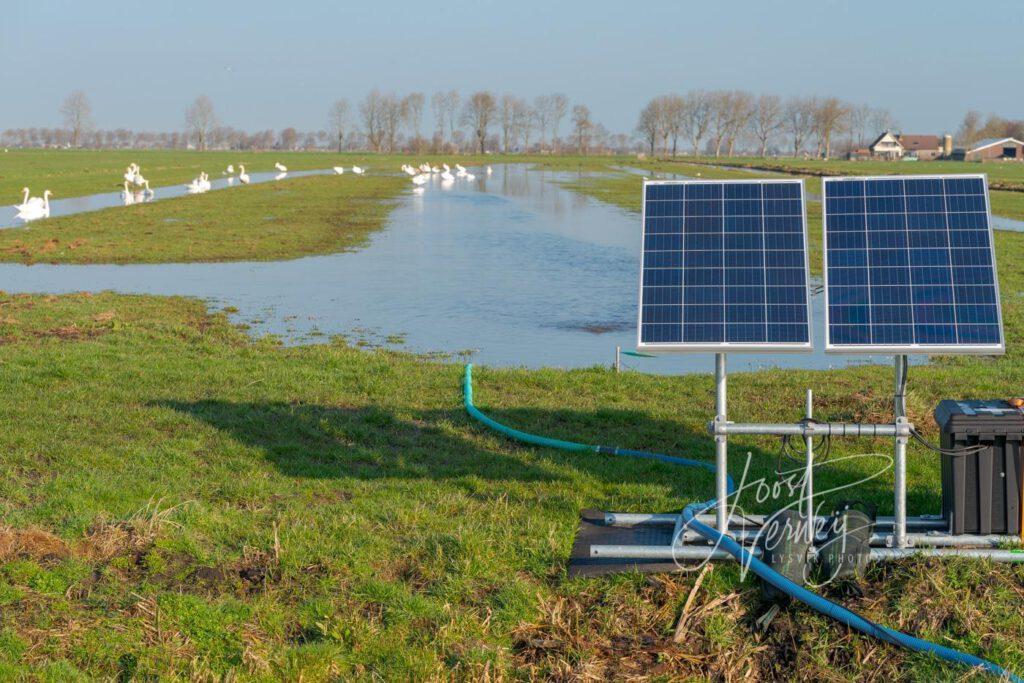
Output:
[
  {"xmin": 238, "ymin": 165, "xmax": 250, "ymax": 184},
  {"xmin": 275, "ymin": 162, "xmax": 287, "ymax": 172},
  {"xmin": 224, "ymin": 164, "xmax": 235, "ymax": 175}
]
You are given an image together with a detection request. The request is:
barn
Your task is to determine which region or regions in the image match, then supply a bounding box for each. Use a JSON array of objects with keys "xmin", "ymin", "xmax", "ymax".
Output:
[{"xmin": 952, "ymin": 137, "xmax": 1024, "ymax": 162}]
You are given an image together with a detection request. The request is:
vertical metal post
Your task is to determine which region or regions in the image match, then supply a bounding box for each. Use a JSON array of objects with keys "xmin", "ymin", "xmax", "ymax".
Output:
[
  {"xmin": 615, "ymin": 346, "xmax": 621, "ymax": 373},
  {"xmin": 715, "ymin": 353, "xmax": 728, "ymax": 532},
  {"xmin": 893, "ymin": 355, "xmax": 908, "ymax": 548},
  {"xmin": 804, "ymin": 389, "xmax": 815, "ymax": 543}
]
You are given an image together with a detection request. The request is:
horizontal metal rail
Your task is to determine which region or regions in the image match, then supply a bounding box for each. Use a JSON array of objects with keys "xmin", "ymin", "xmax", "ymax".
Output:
[
  {"xmin": 604, "ymin": 511, "xmax": 948, "ymax": 530},
  {"xmin": 710, "ymin": 421, "xmax": 911, "ymax": 437},
  {"xmin": 590, "ymin": 544, "xmax": 1024, "ymax": 562}
]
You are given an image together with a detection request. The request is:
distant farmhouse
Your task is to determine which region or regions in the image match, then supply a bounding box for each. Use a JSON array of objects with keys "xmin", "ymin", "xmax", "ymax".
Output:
[
  {"xmin": 850, "ymin": 131, "xmax": 1024, "ymax": 162},
  {"xmin": 951, "ymin": 137, "xmax": 1024, "ymax": 161},
  {"xmin": 851, "ymin": 132, "xmax": 952, "ymax": 160}
]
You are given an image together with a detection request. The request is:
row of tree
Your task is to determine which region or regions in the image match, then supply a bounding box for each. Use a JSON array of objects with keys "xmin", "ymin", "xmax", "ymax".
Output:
[
  {"xmin": 8, "ymin": 89, "xmax": 1020, "ymax": 157},
  {"xmin": 4, "ymin": 90, "xmax": 615, "ymax": 155},
  {"xmin": 636, "ymin": 90, "xmax": 898, "ymax": 159}
]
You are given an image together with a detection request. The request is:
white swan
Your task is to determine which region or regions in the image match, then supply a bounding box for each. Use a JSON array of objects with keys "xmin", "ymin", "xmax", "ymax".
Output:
[
  {"xmin": 224, "ymin": 164, "xmax": 234, "ymax": 175},
  {"xmin": 442, "ymin": 163, "xmax": 450, "ymax": 172},
  {"xmin": 419, "ymin": 163, "xmax": 431, "ymax": 173},
  {"xmin": 486, "ymin": 165, "xmax": 493, "ymax": 175},
  {"xmin": 238, "ymin": 165, "xmax": 250, "ymax": 184},
  {"xmin": 185, "ymin": 173, "xmax": 205, "ymax": 193},
  {"xmin": 351, "ymin": 166, "xmax": 365, "ymax": 175},
  {"xmin": 403, "ymin": 165, "xmax": 417, "ymax": 176},
  {"xmin": 123, "ymin": 165, "xmax": 136, "ymax": 184},
  {"xmin": 21, "ymin": 188, "xmax": 49, "ymax": 210},
  {"xmin": 455, "ymin": 163, "xmax": 465, "ymax": 172},
  {"xmin": 14, "ymin": 187, "xmax": 34, "ymax": 211},
  {"xmin": 411, "ymin": 174, "xmax": 428, "ymax": 185},
  {"xmin": 198, "ymin": 172, "xmax": 211, "ymax": 192},
  {"xmin": 333, "ymin": 166, "xmax": 345, "ymax": 174},
  {"xmin": 275, "ymin": 162, "xmax": 287, "ymax": 172},
  {"xmin": 440, "ymin": 170, "xmax": 454, "ymax": 182}
]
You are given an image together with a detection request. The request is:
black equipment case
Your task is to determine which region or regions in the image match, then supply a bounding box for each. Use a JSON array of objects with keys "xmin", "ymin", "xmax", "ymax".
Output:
[{"xmin": 934, "ymin": 400, "xmax": 1024, "ymax": 536}]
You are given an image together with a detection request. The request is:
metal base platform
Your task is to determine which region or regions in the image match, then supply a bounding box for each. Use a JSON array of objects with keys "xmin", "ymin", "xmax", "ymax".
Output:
[{"xmin": 569, "ymin": 509, "xmax": 1024, "ymax": 576}]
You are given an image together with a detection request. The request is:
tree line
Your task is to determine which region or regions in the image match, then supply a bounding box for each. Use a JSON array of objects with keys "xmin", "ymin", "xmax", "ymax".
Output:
[
  {"xmin": 2, "ymin": 90, "xmax": 623, "ymax": 155},
  {"xmin": 636, "ymin": 90, "xmax": 899, "ymax": 159}
]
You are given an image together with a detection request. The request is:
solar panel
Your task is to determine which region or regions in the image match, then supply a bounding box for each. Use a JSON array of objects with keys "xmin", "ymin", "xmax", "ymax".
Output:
[
  {"xmin": 823, "ymin": 174, "xmax": 1004, "ymax": 354},
  {"xmin": 638, "ymin": 179, "xmax": 812, "ymax": 352}
]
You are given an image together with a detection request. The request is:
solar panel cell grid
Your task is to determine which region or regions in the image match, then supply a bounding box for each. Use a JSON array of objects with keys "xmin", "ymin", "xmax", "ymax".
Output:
[
  {"xmin": 639, "ymin": 180, "xmax": 811, "ymax": 350},
  {"xmin": 823, "ymin": 175, "xmax": 1003, "ymax": 353}
]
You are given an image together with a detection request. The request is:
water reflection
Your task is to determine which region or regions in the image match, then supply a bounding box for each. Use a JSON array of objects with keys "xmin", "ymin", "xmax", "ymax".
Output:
[{"xmin": 0, "ymin": 164, "xmax": 899, "ymax": 374}]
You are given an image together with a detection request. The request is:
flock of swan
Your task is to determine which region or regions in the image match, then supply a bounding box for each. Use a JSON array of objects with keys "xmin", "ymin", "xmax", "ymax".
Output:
[
  {"xmin": 401, "ymin": 162, "xmax": 491, "ymax": 194},
  {"xmin": 12, "ymin": 159, "xmax": 493, "ymax": 223}
]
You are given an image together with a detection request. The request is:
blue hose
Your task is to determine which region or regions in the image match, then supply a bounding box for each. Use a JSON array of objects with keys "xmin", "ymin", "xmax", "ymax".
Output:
[{"xmin": 462, "ymin": 363, "xmax": 1020, "ymax": 682}]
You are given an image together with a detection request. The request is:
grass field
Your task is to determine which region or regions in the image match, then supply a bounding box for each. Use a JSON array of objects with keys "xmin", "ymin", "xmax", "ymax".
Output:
[
  {"xmin": 686, "ymin": 156, "xmax": 1024, "ymax": 220},
  {"xmin": 0, "ymin": 289, "xmax": 1023, "ymax": 680},
  {"xmin": 0, "ymin": 174, "xmax": 408, "ymax": 264},
  {"xmin": 3, "ymin": 149, "xmax": 1024, "ymax": 679},
  {"xmin": 0, "ymin": 149, "xmax": 626, "ymax": 201}
]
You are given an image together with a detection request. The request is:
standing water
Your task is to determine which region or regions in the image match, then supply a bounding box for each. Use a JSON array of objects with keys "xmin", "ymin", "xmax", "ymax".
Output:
[{"xmin": 1, "ymin": 165, "xmax": 913, "ymax": 372}]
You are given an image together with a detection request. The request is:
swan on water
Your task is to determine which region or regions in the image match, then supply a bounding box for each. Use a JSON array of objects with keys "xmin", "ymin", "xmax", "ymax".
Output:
[
  {"xmin": 274, "ymin": 172, "xmax": 286, "ymax": 181},
  {"xmin": 16, "ymin": 190, "xmax": 51, "ymax": 220},
  {"xmin": 275, "ymin": 162, "xmax": 287, "ymax": 172},
  {"xmin": 238, "ymin": 165, "xmax": 250, "ymax": 184},
  {"xmin": 352, "ymin": 166, "xmax": 365, "ymax": 175},
  {"xmin": 464, "ymin": 172, "xmax": 476, "ymax": 181},
  {"xmin": 440, "ymin": 170, "xmax": 454, "ymax": 182},
  {"xmin": 486, "ymin": 166, "xmax": 493, "ymax": 175},
  {"xmin": 411, "ymin": 174, "xmax": 428, "ymax": 185},
  {"xmin": 333, "ymin": 166, "xmax": 345, "ymax": 174}
]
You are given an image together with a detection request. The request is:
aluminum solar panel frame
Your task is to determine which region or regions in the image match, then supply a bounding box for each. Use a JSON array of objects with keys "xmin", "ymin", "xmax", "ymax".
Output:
[
  {"xmin": 822, "ymin": 174, "xmax": 1005, "ymax": 354},
  {"xmin": 637, "ymin": 178, "xmax": 813, "ymax": 352}
]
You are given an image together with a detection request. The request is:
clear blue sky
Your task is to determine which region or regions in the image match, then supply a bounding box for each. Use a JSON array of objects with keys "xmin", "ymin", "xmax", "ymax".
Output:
[{"xmin": 3, "ymin": 0, "xmax": 1021, "ymax": 136}]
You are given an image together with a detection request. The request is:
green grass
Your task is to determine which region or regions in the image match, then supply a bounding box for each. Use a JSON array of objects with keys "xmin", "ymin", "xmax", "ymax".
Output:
[
  {"xmin": 1, "ymin": 149, "xmax": 630, "ymax": 201},
  {"xmin": 1, "ymin": 289, "xmax": 1024, "ymax": 679},
  {"xmin": 683, "ymin": 155, "xmax": 1024, "ymax": 220},
  {"xmin": 0, "ymin": 174, "xmax": 408, "ymax": 264}
]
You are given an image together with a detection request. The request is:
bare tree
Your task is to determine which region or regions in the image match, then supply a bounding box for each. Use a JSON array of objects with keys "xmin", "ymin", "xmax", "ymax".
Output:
[
  {"xmin": 682, "ymin": 90, "xmax": 711, "ymax": 155},
  {"xmin": 511, "ymin": 98, "xmax": 533, "ymax": 151},
  {"xmin": 957, "ymin": 110, "xmax": 983, "ymax": 146},
  {"xmin": 549, "ymin": 93, "xmax": 568, "ymax": 152},
  {"xmin": 708, "ymin": 91, "xmax": 732, "ymax": 157},
  {"xmin": 783, "ymin": 96, "xmax": 815, "ymax": 157},
  {"xmin": 430, "ymin": 91, "xmax": 448, "ymax": 147},
  {"xmin": 636, "ymin": 99, "xmax": 662, "ymax": 155},
  {"xmin": 533, "ymin": 94, "xmax": 552, "ymax": 150},
  {"xmin": 750, "ymin": 94, "xmax": 783, "ymax": 157},
  {"xmin": 461, "ymin": 91, "xmax": 497, "ymax": 153},
  {"xmin": 443, "ymin": 90, "xmax": 461, "ymax": 150},
  {"xmin": 663, "ymin": 94, "xmax": 686, "ymax": 156},
  {"xmin": 402, "ymin": 92, "xmax": 425, "ymax": 150},
  {"xmin": 60, "ymin": 90, "xmax": 93, "ymax": 148},
  {"xmin": 380, "ymin": 93, "xmax": 405, "ymax": 152},
  {"xmin": 360, "ymin": 90, "xmax": 385, "ymax": 151},
  {"xmin": 184, "ymin": 95, "xmax": 217, "ymax": 151},
  {"xmin": 571, "ymin": 104, "xmax": 593, "ymax": 155},
  {"xmin": 499, "ymin": 94, "xmax": 517, "ymax": 153},
  {"xmin": 279, "ymin": 127, "xmax": 298, "ymax": 150},
  {"xmin": 328, "ymin": 99, "xmax": 349, "ymax": 153},
  {"xmin": 723, "ymin": 90, "xmax": 754, "ymax": 156},
  {"xmin": 813, "ymin": 97, "xmax": 850, "ymax": 159}
]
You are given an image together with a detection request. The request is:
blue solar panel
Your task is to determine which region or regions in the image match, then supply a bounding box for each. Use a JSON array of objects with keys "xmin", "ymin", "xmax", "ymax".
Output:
[
  {"xmin": 823, "ymin": 175, "xmax": 1004, "ymax": 353},
  {"xmin": 638, "ymin": 180, "xmax": 812, "ymax": 351}
]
